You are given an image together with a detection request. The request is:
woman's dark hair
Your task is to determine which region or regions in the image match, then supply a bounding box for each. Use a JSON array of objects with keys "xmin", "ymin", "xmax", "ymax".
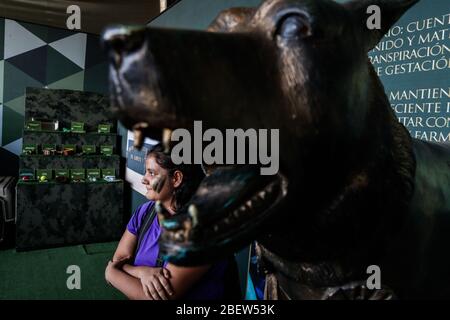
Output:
[{"xmin": 147, "ymin": 144, "xmax": 204, "ymax": 210}]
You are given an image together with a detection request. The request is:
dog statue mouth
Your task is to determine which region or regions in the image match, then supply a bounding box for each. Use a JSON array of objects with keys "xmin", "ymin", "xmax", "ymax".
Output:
[{"xmin": 156, "ymin": 165, "xmax": 288, "ymax": 266}]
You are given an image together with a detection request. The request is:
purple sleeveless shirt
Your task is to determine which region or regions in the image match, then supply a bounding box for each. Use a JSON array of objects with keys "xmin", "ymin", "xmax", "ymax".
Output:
[{"xmin": 127, "ymin": 201, "xmax": 229, "ymax": 300}]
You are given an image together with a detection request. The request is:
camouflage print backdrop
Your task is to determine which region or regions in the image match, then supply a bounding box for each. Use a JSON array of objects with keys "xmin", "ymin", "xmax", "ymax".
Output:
[
  {"xmin": 16, "ymin": 87, "xmax": 124, "ymax": 250},
  {"xmin": 16, "ymin": 181, "xmax": 124, "ymax": 251}
]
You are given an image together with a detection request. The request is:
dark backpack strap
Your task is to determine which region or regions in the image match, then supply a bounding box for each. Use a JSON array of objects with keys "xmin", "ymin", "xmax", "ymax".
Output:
[
  {"xmin": 134, "ymin": 203, "xmax": 157, "ymax": 259},
  {"xmin": 134, "ymin": 202, "xmax": 166, "ymax": 268},
  {"xmin": 155, "ymin": 255, "xmax": 165, "ymax": 267}
]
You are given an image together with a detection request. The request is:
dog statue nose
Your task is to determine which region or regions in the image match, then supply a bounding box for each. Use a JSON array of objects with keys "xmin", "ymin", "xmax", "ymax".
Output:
[{"xmin": 102, "ymin": 25, "xmax": 146, "ymax": 69}]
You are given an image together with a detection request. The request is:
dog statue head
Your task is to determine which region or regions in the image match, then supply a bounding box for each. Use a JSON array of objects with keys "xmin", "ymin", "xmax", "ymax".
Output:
[{"xmin": 103, "ymin": 0, "xmax": 419, "ymax": 266}]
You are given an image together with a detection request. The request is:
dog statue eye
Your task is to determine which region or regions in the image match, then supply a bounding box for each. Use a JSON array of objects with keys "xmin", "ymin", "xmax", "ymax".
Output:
[{"xmin": 277, "ymin": 14, "xmax": 312, "ymax": 40}]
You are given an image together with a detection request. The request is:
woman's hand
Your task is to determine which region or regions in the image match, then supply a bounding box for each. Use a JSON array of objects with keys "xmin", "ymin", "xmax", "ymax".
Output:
[{"xmin": 137, "ymin": 267, "xmax": 173, "ymax": 300}]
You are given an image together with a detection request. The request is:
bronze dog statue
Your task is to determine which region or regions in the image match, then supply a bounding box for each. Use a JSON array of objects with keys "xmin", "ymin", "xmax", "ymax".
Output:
[{"xmin": 103, "ymin": 0, "xmax": 450, "ymax": 299}]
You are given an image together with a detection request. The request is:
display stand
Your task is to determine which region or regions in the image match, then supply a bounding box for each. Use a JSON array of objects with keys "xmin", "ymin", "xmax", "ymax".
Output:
[{"xmin": 16, "ymin": 87, "xmax": 124, "ymax": 251}]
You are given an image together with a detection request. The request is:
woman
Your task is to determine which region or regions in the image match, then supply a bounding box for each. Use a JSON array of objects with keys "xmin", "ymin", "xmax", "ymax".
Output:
[{"xmin": 105, "ymin": 144, "xmax": 238, "ymax": 300}]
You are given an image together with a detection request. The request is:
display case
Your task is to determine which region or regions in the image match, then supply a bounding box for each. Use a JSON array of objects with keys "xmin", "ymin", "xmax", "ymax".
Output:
[{"xmin": 16, "ymin": 87, "xmax": 125, "ymax": 251}]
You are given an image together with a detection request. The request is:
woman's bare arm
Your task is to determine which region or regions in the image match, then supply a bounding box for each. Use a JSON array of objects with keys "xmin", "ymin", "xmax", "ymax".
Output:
[
  {"xmin": 105, "ymin": 261, "xmax": 151, "ymax": 300},
  {"xmin": 112, "ymin": 230, "xmax": 137, "ymax": 262},
  {"xmin": 112, "ymin": 230, "xmax": 152, "ymax": 278},
  {"xmin": 107, "ymin": 229, "xmax": 173, "ymax": 299},
  {"xmin": 122, "ymin": 263, "xmax": 141, "ymax": 278},
  {"xmin": 108, "ymin": 228, "xmax": 211, "ymax": 299}
]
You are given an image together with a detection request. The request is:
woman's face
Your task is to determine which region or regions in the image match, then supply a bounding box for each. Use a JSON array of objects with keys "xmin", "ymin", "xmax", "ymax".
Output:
[{"xmin": 142, "ymin": 156, "xmax": 174, "ymax": 202}]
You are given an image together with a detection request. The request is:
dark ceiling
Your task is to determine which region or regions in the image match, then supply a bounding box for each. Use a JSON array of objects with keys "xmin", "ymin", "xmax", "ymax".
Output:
[{"xmin": 0, "ymin": 0, "xmax": 180, "ymax": 35}]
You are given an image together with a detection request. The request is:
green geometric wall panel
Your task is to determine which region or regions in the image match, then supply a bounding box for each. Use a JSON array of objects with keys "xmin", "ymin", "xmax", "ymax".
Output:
[
  {"xmin": 84, "ymin": 62, "xmax": 109, "ymax": 95},
  {"xmin": 49, "ymin": 33, "xmax": 86, "ymax": 69},
  {"xmin": 4, "ymin": 20, "xmax": 46, "ymax": 60},
  {"xmin": 3, "ymin": 137, "xmax": 22, "ymax": 156},
  {"xmin": 0, "ymin": 103, "xmax": 3, "ymax": 146},
  {"xmin": 7, "ymin": 46, "xmax": 47, "ymax": 84},
  {"xmin": 18, "ymin": 21, "xmax": 49, "ymax": 43},
  {"xmin": 85, "ymin": 35, "xmax": 104, "ymax": 69},
  {"xmin": 46, "ymin": 47, "xmax": 82, "ymax": 85},
  {"xmin": 46, "ymin": 28, "xmax": 76, "ymax": 43},
  {"xmin": 2, "ymin": 105, "xmax": 23, "ymax": 146},
  {"xmin": 4, "ymin": 95, "xmax": 25, "ymax": 116},
  {"xmin": 3, "ymin": 61, "xmax": 43, "ymax": 103},
  {"xmin": 0, "ymin": 60, "xmax": 4, "ymax": 103},
  {"xmin": 48, "ymin": 71, "xmax": 85, "ymax": 91},
  {"xmin": 0, "ymin": 19, "xmax": 4, "ymax": 60}
]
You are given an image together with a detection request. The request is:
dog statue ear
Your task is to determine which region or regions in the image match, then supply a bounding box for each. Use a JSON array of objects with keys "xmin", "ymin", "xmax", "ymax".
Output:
[
  {"xmin": 208, "ymin": 7, "xmax": 256, "ymax": 32},
  {"xmin": 344, "ymin": 0, "xmax": 419, "ymax": 51}
]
